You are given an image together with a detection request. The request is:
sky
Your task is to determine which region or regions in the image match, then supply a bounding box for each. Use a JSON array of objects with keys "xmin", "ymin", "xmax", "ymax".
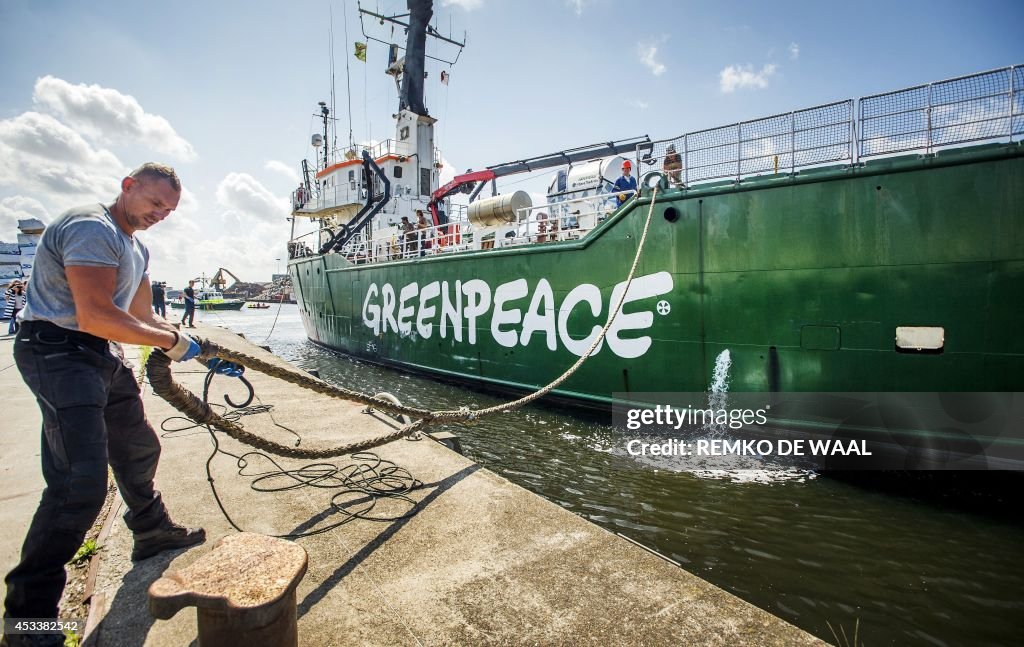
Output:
[{"xmin": 1, "ymin": 0, "xmax": 1021, "ymax": 287}]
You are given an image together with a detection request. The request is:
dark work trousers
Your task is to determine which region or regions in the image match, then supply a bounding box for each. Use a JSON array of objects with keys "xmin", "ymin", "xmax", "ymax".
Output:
[
  {"xmin": 3, "ymin": 320, "xmax": 168, "ymax": 619},
  {"xmin": 153, "ymin": 300, "xmax": 166, "ymax": 318},
  {"xmin": 181, "ymin": 303, "xmax": 195, "ymax": 326}
]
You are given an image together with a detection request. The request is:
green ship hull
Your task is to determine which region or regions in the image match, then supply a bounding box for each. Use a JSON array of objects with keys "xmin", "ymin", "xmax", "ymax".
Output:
[{"xmin": 289, "ymin": 143, "xmax": 1024, "ymax": 403}]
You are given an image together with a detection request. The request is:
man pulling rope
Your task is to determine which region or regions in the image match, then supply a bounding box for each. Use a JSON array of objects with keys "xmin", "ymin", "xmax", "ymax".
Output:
[{"xmin": 3, "ymin": 164, "xmax": 207, "ymax": 647}]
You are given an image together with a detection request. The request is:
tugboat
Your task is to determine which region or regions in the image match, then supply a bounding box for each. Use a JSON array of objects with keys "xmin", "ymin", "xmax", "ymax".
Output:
[{"xmin": 170, "ymin": 276, "xmax": 245, "ymax": 311}]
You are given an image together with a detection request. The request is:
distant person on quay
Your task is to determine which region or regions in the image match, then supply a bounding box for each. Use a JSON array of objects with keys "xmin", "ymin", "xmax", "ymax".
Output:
[
  {"xmin": 4, "ymin": 279, "xmax": 27, "ymax": 335},
  {"xmin": 181, "ymin": 279, "xmax": 196, "ymax": 328},
  {"xmin": 151, "ymin": 280, "xmax": 166, "ymax": 318},
  {"xmin": 2, "ymin": 163, "xmax": 217, "ymax": 644}
]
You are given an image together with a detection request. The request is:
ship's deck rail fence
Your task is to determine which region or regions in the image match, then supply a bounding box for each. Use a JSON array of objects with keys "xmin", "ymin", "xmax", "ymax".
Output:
[
  {"xmin": 286, "ymin": 192, "xmax": 632, "ymax": 263},
  {"xmin": 638, "ymin": 64, "xmax": 1024, "ymax": 187},
  {"xmin": 291, "ymin": 142, "xmax": 445, "ymax": 213}
]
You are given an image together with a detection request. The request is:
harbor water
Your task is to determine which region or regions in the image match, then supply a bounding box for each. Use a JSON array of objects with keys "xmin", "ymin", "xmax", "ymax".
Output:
[{"xmin": 190, "ymin": 304, "xmax": 1023, "ymax": 646}]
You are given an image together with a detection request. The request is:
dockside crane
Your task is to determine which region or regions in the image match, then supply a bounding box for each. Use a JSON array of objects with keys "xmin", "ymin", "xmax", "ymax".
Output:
[{"xmin": 210, "ymin": 268, "xmax": 243, "ymax": 291}]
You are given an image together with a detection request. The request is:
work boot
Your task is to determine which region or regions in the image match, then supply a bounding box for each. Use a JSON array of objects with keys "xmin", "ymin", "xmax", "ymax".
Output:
[
  {"xmin": 0, "ymin": 632, "xmax": 65, "ymax": 647},
  {"xmin": 131, "ymin": 519, "xmax": 206, "ymax": 561}
]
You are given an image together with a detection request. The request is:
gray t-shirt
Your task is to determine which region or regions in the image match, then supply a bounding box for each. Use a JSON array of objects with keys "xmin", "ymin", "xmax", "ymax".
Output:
[{"xmin": 20, "ymin": 203, "xmax": 149, "ymax": 331}]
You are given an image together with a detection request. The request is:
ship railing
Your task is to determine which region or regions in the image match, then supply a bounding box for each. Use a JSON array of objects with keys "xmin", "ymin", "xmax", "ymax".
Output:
[
  {"xmin": 447, "ymin": 202, "xmax": 469, "ymax": 222},
  {"xmin": 334, "ymin": 222, "xmax": 469, "ymax": 262},
  {"xmin": 859, "ymin": 65, "xmax": 1023, "ymax": 158},
  {"xmin": 506, "ymin": 191, "xmax": 633, "ymax": 245},
  {"xmin": 639, "ymin": 64, "xmax": 1023, "ymax": 187},
  {"xmin": 363, "ymin": 139, "xmax": 417, "ymax": 159},
  {"xmin": 286, "ymin": 230, "xmax": 322, "ymax": 259},
  {"xmin": 292, "ymin": 184, "xmax": 366, "ymax": 216},
  {"xmin": 340, "ymin": 139, "xmax": 438, "ymax": 166},
  {"xmin": 287, "ymin": 192, "xmax": 630, "ymax": 263}
]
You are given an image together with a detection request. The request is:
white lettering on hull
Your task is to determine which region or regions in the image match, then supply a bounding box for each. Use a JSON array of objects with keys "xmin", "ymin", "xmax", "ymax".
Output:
[{"xmin": 361, "ymin": 272, "xmax": 673, "ymax": 359}]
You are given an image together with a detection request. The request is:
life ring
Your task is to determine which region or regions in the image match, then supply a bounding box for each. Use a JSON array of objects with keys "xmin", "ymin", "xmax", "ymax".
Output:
[{"xmin": 641, "ymin": 171, "xmax": 670, "ymax": 193}]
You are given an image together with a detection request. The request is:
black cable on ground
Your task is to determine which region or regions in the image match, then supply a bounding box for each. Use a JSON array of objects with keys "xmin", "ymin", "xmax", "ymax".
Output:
[{"xmin": 160, "ymin": 364, "xmax": 423, "ymax": 539}]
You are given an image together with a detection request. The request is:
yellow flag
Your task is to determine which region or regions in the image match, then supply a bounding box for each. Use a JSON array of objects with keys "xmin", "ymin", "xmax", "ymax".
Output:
[{"xmin": 354, "ymin": 42, "xmax": 367, "ymax": 62}]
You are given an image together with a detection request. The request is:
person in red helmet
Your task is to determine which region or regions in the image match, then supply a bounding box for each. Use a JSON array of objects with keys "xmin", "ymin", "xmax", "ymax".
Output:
[{"xmin": 612, "ymin": 159, "xmax": 638, "ymax": 205}]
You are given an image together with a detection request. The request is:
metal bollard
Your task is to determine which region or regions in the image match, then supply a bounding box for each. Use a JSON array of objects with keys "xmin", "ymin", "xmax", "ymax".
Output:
[{"xmin": 149, "ymin": 533, "xmax": 308, "ymax": 647}]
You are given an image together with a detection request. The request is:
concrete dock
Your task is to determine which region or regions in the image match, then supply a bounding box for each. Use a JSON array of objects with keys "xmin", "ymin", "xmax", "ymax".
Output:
[{"xmin": 1, "ymin": 326, "xmax": 823, "ymax": 646}]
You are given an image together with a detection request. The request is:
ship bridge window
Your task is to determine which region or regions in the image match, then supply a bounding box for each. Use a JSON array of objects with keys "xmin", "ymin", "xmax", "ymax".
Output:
[
  {"xmin": 420, "ymin": 168, "xmax": 431, "ymax": 196},
  {"xmin": 393, "ymin": 165, "xmax": 403, "ymax": 178}
]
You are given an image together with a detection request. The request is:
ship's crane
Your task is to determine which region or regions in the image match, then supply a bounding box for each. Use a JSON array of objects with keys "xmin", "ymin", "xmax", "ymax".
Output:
[{"xmin": 427, "ymin": 135, "xmax": 651, "ymax": 224}]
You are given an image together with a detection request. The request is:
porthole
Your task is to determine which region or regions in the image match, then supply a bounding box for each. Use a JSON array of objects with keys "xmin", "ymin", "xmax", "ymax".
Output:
[{"xmin": 663, "ymin": 207, "xmax": 680, "ymax": 223}]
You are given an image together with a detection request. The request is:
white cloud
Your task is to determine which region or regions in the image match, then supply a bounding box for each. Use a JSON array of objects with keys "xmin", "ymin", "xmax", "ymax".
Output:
[
  {"xmin": 0, "ymin": 214, "xmax": 17, "ymax": 243},
  {"xmin": 441, "ymin": 0, "xmax": 483, "ymax": 10},
  {"xmin": 265, "ymin": 160, "xmax": 300, "ymax": 183},
  {"xmin": 0, "ymin": 196, "xmax": 51, "ymax": 240},
  {"xmin": 215, "ymin": 172, "xmax": 291, "ymax": 225},
  {"xmin": 0, "ymin": 78, "xmax": 285, "ymax": 289},
  {"xmin": 719, "ymin": 63, "xmax": 778, "ymax": 93},
  {"xmin": 438, "ymin": 156, "xmax": 458, "ymax": 186},
  {"xmin": 33, "ymin": 75, "xmax": 197, "ymax": 161},
  {"xmin": 627, "ymin": 99, "xmax": 650, "ymax": 110},
  {"xmin": 0, "ymin": 196, "xmax": 50, "ymax": 221},
  {"xmin": 141, "ymin": 179, "xmax": 288, "ymax": 287},
  {"xmin": 143, "ymin": 217, "xmax": 285, "ymax": 287},
  {"xmin": 638, "ymin": 40, "xmax": 667, "ymax": 77},
  {"xmin": 788, "ymin": 42, "xmax": 800, "ymax": 60},
  {"xmin": 0, "ymin": 111, "xmax": 125, "ymax": 201},
  {"xmin": 566, "ymin": 0, "xmax": 587, "ymax": 15}
]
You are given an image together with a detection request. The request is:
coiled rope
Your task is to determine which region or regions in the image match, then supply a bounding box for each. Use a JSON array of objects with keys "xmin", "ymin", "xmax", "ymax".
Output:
[{"xmin": 146, "ymin": 186, "xmax": 660, "ymax": 459}]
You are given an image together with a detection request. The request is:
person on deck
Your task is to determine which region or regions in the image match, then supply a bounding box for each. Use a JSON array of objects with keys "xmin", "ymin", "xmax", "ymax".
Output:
[
  {"xmin": 535, "ymin": 212, "xmax": 550, "ymax": 243},
  {"xmin": 612, "ymin": 160, "xmax": 638, "ymax": 206},
  {"xmin": 2, "ymin": 163, "xmax": 209, "ymax": 646},
  {"xmin": 416, "ymin": 209, "xmax": 432, "ymax": 256},
  {"xmin": 400, "ymin": 216, "xmax": 417, "ymax": 258},
  {"xmin": 662, "ymin": 144, "xmax": 683, "ymax": 186}
]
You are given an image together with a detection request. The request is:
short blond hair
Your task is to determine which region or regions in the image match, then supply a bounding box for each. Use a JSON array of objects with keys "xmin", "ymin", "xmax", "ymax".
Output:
[{"xmin": 129, "ymin": 163, "xmax": 181, "ymax": 192}]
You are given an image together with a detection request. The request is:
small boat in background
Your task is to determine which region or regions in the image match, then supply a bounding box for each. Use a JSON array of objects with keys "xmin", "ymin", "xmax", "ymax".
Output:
[{"xmin": 170, "ymin": 279, "xmax": 245, "ymax": 311}]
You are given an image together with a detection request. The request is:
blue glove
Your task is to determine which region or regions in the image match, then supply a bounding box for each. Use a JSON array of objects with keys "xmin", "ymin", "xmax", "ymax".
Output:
[
  {"xmin": 207, "ymin": 358, "xmax": 244, "ymax": 378},
  {"xmin": 165, "ymin": 331, "xmax": 201, "ymax": 362}
]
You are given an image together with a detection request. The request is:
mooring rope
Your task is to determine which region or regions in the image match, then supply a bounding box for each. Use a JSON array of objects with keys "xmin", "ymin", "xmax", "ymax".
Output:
[{"xmin": 146, "ymin": 186, "xmax": 661, "ymax": 458}]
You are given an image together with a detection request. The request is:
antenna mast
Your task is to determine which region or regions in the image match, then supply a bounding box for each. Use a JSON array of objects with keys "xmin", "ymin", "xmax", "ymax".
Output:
[
  {"xmin": 357, "ymin": 0, "xmax": 466, "ymax": 116},
  {"xmin": 341, "ymin": 1, "xmax": 355, "ymax": 149},
  {"xmin": 318, "ymin": 101, "xmax": 330, "ymax": 170}
]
